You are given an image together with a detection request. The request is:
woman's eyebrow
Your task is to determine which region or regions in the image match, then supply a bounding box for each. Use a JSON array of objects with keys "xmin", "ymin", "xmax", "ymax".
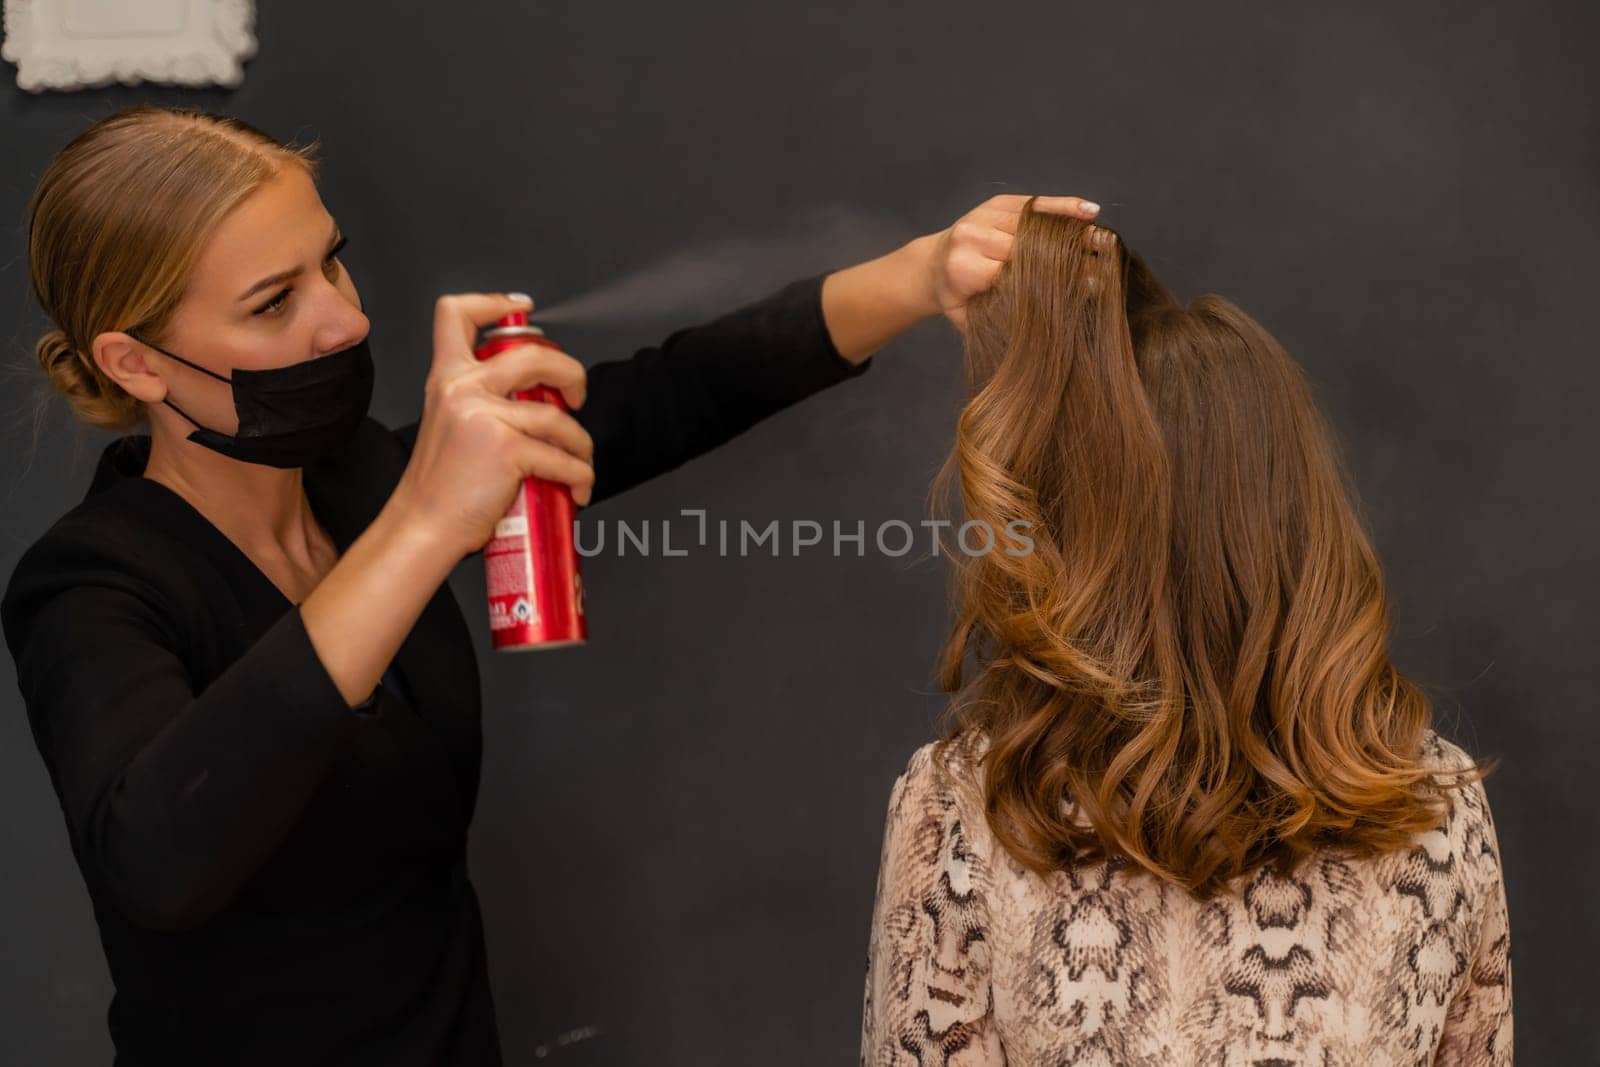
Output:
[{"xmin": 235, "ymin": 221, "xmax": 343, "ymax": 303}]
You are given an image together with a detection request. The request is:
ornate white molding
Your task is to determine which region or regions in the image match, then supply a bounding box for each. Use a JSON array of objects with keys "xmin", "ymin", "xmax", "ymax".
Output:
[{"xmin": 3, "ymin": 0, "xmax": 256, "ymax": 92}]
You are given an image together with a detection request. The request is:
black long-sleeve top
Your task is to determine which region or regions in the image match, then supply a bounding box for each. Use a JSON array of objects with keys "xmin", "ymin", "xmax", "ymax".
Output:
[{"xmin": 1, "ymin": 273, "xmax": 871, "ymax": 1066}]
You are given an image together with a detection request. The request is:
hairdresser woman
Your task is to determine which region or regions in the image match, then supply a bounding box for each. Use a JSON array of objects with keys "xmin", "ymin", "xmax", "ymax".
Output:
[{"xmin": 0, "ymin": 106, "xmax": 1097, "ymax": 1066}]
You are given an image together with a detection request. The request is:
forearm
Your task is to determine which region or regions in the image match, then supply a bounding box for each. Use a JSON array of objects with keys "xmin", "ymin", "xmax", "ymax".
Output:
[
  {"xmin": 578, "ymin": 271, "xmax": 874, "ymax": 505},
  {"xmin": 15, "ymin": 576, "xmax": 435, "ymax": 931},
  {"xmin": 299, "ymin": 501, "xmax": 462, "ymax": 705},
  {"xmin": 11, "ymin": 443, "xmax": 470, "ymax": 932},
  {"xmin": 820, "ymin": 233, "xmax": 942, "ymax": 364}
]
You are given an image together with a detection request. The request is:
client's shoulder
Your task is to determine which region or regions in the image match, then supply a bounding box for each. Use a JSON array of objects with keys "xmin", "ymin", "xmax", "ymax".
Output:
[
  {"xmin": 1418, "ymin": 728, "xmax": 1481, "ymax": 773},
  {"xmin": 888, "ymin": 730, "xmax": 993, "ymax": 827},
  {"xmin": 899, "ymin": 728, "xmax": 987, "ymax": 782},
  {"xmin": 1416, "ymin": 728, "xmax": 1497, "ymax": 823}
]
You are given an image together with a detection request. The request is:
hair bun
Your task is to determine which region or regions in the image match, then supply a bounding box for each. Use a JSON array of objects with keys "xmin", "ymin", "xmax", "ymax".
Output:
[
  {"xmin": 34, "ymin": 327, "xmax": 142, "ymax": 430},
  {"xmin": 36, "ymin": 328, "xmax": 84, "ymax": 379}
]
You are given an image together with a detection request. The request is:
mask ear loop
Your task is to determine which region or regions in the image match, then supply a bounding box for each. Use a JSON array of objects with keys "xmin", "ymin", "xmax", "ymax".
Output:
[
  {"xmin": 127, "ymin": 332, "xmax": 233, "ymax": 435},
  {"xmin": 161, "ymin": 396, "xmax": 211, "ymax": 434}
]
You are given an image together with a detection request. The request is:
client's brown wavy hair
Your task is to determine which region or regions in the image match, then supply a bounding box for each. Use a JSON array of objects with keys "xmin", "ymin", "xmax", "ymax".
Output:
[{"xmin": 930, "ymin": 200, "xmax": 1481, "ymax": 897}]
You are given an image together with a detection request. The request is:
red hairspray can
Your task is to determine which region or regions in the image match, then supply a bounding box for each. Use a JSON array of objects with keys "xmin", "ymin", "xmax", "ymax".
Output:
[{"xmin": 472, "ymin": 311, "xmax": 587, "ymax": 651}]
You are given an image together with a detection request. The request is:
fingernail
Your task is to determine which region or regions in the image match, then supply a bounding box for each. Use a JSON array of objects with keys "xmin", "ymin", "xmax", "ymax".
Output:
[
  {"xmin": 507, "ymin": 291, "xmax": 533, "ymax": 305},
  {"xmin": 1081, "ymin": 201, "xmax": 1101, "ymax": 213}
]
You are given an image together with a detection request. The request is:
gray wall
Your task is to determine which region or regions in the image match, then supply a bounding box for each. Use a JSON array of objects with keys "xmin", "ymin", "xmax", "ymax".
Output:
[{"xmin": 2, "ymin": 1, "xmax": 1594, "ymax": 1062}]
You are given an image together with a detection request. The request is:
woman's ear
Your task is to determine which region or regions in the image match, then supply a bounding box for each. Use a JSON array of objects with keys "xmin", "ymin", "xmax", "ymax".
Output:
[{"xmin": 92, "ymin": 331, "xmax": 166, "ymax": 405}]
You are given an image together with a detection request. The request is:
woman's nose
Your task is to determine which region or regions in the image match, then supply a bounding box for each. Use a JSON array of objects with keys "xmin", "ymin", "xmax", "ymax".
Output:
[{"xmin": 313, "ymin": 297, "xmax": 371, "ymax": 357}]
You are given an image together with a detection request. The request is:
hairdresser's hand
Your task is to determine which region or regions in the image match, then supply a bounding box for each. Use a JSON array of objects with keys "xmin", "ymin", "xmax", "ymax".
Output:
[
  {"xmin": 927, "ymin": 194, "xmax": 1102, "ymax": 330},
  {"xmin": 390, "ymin": 292, "xmax": 595, "ymax": 560},
  {"xmin": 820, "ymin": 194, "xmax": 1105, "ymax": 361}
]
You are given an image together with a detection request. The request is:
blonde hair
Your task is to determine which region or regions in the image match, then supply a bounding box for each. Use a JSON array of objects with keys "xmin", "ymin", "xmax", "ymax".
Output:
[
  {"xmin": 26, "ymin": 106, "xmax": 320, "ymax": 431},
  {"xmin": 932, "ymin": 201, "xmax": 1486, "ymax": 897}
]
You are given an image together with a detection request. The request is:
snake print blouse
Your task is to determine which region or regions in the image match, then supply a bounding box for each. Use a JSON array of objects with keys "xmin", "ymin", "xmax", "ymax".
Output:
[{"xmin": 860, "ymin": 730, "xmax": 1512, "ymax": 1065}]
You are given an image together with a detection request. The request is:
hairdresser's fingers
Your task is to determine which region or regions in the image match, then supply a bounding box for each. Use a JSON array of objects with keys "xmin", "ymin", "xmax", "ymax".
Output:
[
  {"xmin": 970, "ymin": 206, "xmax": 1023, "ymax": 235},
  {"xmin": 979, "ymin": 194, "xmax": 1032, "ymax": 212},
  {"xmin": 938, "ymin": 247, "xmax": 1007, "ymax": 313},
  {"xmin": 976, "ymin": 213, "xmax": 1113, "ymax": 252},
  {"xmin": 948, "ymin": 218, "xmax": 1015, "ymax": 262},
  {"xmin": 508, "ymin": 434, "xmax": 597, "ymax": 507},
  {"xmin": 472, "ymin": 341, "xmax": 588, "ymax": 410},
  {"xmin": 977, "ymin": 195, "xmax": 1100, "ymax": 229},
  {"xmin": 971, "ymin": 205, "xmax": 1115, "ymax": 253},
  {"xmin": 1028, "ymin": 195, "xmax": 1101, "ymax": 218},
  {"xmin": 483, "ymin": 393, "xmax": 595, "ymax": 463},
  {"xmin": 954, "ymin": 249, "xmax": 1005, "ymax": 288},
  {"xmin": 430, "ymin": 292, "xmax": 537, "ymax": 370},
  {"xmin": 966, "ymin": 198, "xmax": 1094, "ymax": 238}
]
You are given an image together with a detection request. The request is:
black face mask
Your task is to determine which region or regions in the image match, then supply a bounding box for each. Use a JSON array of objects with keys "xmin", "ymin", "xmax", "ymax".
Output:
[{"xmin": 131, "ymin": 334, "xmax": 375, "ymax": 469}]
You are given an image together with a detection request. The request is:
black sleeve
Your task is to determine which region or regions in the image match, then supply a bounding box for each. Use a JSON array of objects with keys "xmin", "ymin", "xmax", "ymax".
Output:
[
  {"xmin": 11, "ymin": 582, "xmax": 380, "ymax": 934},
  {"xmin": 388, "ymin": 272, "xmax": 871, "ymax": 504},
  {"xmin": 578, "ymin": 271, "xmax": 870, "ymax": 505}
]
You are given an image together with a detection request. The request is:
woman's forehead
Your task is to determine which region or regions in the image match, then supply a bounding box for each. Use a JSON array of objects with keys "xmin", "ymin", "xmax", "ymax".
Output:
[{"xmin": 187, "ymin": 167, "xmax": 333, "ymax": 305}]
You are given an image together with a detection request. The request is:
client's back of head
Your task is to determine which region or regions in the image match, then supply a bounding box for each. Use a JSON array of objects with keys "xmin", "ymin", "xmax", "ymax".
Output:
[
  {"xmin": 932, "ymin": 201, "xmax": 1474, "ymax": 896},
  {"xmin": 866, "ymin": 202, "xmax": 1511, "ymax": 1064}
]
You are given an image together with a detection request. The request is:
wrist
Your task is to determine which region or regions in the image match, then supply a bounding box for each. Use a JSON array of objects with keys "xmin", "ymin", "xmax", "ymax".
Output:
[
  {"xmin": 819, "ymin": 235, "xmax": 945, "ymax": 363},
  {"xmin": 374, "ymin": 488, "xmax": 470, "ymax": 573},
  {"xmin": 896, "ymin": 233, "xmax": 945, "ymax": 320}
]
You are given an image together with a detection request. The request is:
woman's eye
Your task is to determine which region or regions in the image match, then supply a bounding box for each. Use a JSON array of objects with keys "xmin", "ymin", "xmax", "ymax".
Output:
[
  {"xmin": 252, "ymin": 238, "xmax": 348, "ymax": 316},
  {"xmin": 255, "ymin": 288, "xmax": 291, "ymax": 316}
]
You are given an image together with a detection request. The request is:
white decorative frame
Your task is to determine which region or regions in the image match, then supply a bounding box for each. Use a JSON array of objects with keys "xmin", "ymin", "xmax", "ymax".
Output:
[{"xmin": 3, "ymin": 0, "xmax": 255, "ymax": 92}]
